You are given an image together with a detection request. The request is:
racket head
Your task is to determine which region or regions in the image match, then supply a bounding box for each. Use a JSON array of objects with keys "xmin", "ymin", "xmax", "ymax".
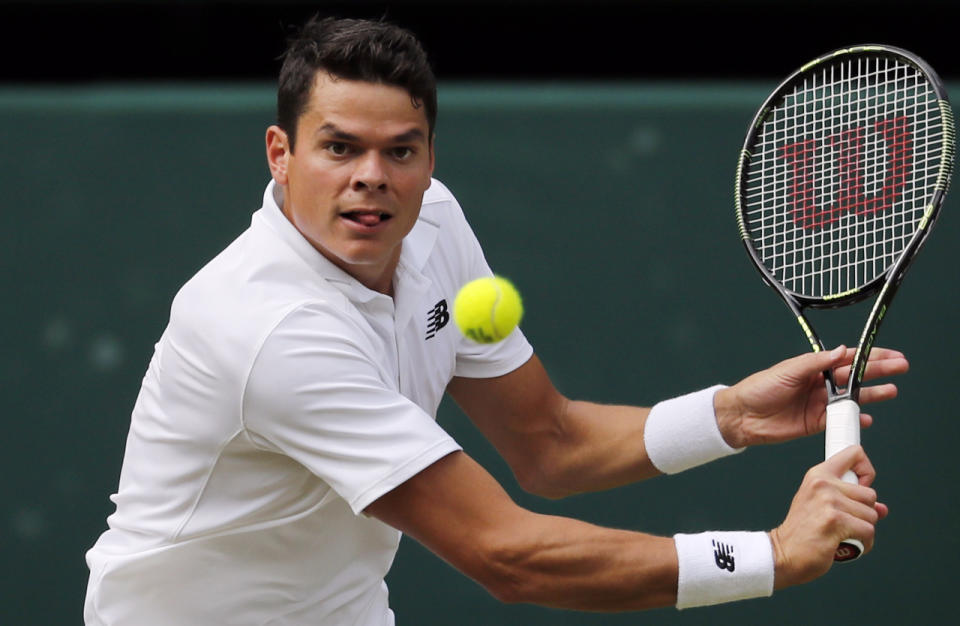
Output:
[{"xmin": 735, "ymin": 44, "xmax": 954, "ymax": 311}]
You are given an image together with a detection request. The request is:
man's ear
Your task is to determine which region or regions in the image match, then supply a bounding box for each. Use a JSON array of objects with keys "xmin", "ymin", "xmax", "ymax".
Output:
[{"xmin": 266, "ymin": 126, "xmax": 291, "ymax": 185}]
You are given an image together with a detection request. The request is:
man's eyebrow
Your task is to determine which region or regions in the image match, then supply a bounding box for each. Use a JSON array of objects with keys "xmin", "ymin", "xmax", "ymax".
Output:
[
  {"xmin": 391, "ymin": 128, "xmax": 427, "ymax": 143},
  {"xmin": 316, "ymin": 123, "xmax": 360, "ymax": 142},
  {"xmin": 315, "ymin": 123, "xmax": 427, "ymax": 144}
]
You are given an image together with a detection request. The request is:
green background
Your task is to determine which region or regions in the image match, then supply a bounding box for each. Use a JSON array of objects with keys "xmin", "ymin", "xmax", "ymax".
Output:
[{"xmin": 2, "ymin": 82, "xmax": 957, "ymax": 624}]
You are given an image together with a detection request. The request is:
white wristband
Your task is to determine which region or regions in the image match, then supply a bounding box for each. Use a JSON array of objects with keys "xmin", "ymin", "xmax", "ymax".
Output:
[
  {"xmin": 674, "ymin": 531, "xmax": 775, "ymax": 609},
  {"xmin": 644, "ymin": 385, "xmax": 742, "ymax": 474}
]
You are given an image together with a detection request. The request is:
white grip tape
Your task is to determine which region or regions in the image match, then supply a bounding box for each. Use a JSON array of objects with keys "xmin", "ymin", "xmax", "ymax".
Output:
[
  {"xmin": 824, "ymin": 398, "xmax": 865, "ymax": 559},
  {"xmin": 674, "ymin": 531, "xmax": 775, "ymax": 609},
  {"xmin": 644, "ymin": 385, "xmax": 742, "ymax": 474},
  {"xmin": 825, "ymin": 399, "xmax": 860, "ymax": 484}
]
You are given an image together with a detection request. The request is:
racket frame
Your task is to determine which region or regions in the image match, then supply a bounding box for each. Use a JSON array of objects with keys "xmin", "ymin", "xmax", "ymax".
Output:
[
  {"xmin": 734, "ymin": 44, "xmax": 954, "ymax": 561},
  {"xmin": 735, "ymin": 43, "xmax": 954, "ymax": 402}
]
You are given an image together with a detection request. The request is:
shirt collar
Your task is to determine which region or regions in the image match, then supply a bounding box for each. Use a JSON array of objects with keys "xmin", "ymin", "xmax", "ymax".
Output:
[{"xmin": 254, "ymin": 179, "xmax": 439, "ymax": 304}]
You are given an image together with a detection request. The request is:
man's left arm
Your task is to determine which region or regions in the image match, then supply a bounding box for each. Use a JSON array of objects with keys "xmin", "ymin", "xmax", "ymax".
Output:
[
  {"xmin": 446, "ymin": 347, "xmax": 908, "ymax": 498},
  {"xmin": 448, "ymin": 354, "xmax": 655, "ymax": 498}
]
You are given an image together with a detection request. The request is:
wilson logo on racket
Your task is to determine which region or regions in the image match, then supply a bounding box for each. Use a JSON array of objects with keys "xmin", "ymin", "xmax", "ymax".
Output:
[{"xmin": 780, "ymin": 115, "xmax": 913, "ymax": 230}]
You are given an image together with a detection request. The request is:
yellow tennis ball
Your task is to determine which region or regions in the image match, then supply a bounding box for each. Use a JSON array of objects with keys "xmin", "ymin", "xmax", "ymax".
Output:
[{"xmin": 453, "ymin": 276, "xmax": 523, "ymax": 344}]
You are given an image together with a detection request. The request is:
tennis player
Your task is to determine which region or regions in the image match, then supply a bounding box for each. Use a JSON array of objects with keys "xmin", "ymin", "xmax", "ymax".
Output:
[{"xmin": 83, "ymin": 15, "xmax": 908, "ymax": 625}]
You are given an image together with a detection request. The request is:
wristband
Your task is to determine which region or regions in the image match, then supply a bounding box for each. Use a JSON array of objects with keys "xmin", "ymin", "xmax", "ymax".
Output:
[
  {"xmin": 674, "ymin": 531, "xmax": 775, "ymax": 609},
  {"xmin": 644, "ymin": 385, "xmax": 742, "ymax": 474}
]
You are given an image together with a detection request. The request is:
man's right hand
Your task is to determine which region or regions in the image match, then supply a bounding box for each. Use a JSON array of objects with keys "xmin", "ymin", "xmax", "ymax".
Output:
[{"xmin": 769, "ymin": 445, "xmax": 888, "ymax": 589}]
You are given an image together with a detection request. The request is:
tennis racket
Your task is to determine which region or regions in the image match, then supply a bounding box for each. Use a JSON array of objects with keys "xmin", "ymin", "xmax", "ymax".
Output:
[{"xmin": 734, "ymin": 44, "xmax": 954, "ymax": 561}]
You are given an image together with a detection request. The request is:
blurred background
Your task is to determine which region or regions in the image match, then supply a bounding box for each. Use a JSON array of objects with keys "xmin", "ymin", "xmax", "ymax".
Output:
[{"xmin": 3, "ymin": 1, "xmax": 958, "ymax": 624}]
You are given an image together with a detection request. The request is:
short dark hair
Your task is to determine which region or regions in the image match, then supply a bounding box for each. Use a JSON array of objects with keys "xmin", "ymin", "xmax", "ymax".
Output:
[{"xmin": 277, "ymin": 16, "xmax": 437, "ymax": 152}]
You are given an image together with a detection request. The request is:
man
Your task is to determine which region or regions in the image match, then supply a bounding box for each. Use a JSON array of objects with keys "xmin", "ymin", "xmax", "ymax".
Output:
[{"xmin": 84, "ymin": 15, "xmax": 908, "ymax": 625}]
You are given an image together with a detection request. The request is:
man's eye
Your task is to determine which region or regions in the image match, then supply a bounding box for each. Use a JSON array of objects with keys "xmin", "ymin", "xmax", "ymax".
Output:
[
  {"xmin": 326, "ymin": 142, "xmax": 350, "ymax": 156},
  {"xmin": 391, "ymin": 147, "xmax": 414, "ymax": 160}
]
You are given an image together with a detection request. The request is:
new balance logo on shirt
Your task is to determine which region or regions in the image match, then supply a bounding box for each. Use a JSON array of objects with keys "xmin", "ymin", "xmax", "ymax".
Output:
[
  {"xmin": 712, "ymin": 539, "xmax": 735, "ymax": 572},
  {"xmin": 425, "ymin": 299, "xmax": 449, "ymax": 339}
]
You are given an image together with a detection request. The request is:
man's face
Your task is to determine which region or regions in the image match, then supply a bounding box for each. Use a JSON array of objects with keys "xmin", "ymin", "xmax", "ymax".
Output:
[{"xmin": 267, "ymin": 73, "xmax": 435, "ymax": 293}]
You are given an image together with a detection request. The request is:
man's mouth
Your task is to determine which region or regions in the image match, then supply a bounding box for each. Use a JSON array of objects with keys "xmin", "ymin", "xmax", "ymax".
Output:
[{"xmin": 341, "ymin": 210, "xmax": 392, "ymax": 227}]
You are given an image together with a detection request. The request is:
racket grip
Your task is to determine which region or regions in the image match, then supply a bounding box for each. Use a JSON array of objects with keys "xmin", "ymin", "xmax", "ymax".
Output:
[{"xmin": 824, "ymin": 399, "xmax": 864, "ymax": 562}]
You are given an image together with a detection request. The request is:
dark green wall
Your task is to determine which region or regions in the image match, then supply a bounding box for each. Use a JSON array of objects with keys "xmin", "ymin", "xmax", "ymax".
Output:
[{"xmin": 3, "ymin": 83, "xmax": 957, "ymax": 624}]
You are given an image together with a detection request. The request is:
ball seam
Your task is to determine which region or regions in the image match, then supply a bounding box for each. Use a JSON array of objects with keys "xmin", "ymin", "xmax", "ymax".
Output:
[{"xmin": 489, "ymin": 282, "xmax": 503, "ymax": 340}]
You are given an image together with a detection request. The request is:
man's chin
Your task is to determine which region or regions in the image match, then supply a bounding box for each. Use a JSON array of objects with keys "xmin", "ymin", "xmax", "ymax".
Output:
[
  {"xmin": 337, "ymin": 244, "xmax": 393, "ymax": 266},
  {"xmin": 321, "ymin": 243, "xmax": 400, "ymax": 278}
]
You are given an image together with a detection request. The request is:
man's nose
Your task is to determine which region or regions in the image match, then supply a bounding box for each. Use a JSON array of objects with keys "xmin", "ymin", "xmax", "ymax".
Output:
[{"xmin": 352, "ymin": 152, "xmax": 388, "ymax": 192}]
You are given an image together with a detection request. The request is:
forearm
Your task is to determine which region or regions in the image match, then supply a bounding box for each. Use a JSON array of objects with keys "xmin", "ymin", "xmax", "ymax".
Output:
[
  {"xmin": 477, "ymin": 510, "xmax": 678, "ymax": 610},
  {"xmin": 449, "ymin": 357, "xmax": 735, "ymax": 498},
  {"xmin": 523, "ymin": 399, "xmax": 659, "ymax": 497},
  {"xmin": 448, "ymin": 358, "xmax": 661, "ymax": 497},
  {"xmin": 369, "ymin": 451, "xmax": 678, "ymax": 610},
  {"xmin": 524, "ymin": 386, "xmax": 739, "ymax": 497},
  {"xmin": 487, "ymin": 503, "xmax": 775, "ymax": 612}
]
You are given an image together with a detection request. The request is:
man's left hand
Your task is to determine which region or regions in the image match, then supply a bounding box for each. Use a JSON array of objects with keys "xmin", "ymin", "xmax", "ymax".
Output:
[{"xmin": 714, "ymin": 346, "xmax": 909, "ymax": 449}]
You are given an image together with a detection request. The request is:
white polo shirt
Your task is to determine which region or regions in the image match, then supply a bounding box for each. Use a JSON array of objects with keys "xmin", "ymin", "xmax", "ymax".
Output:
[{"xmin": 84, "ymin": 179, "xmax": 533, "ymax": 625}]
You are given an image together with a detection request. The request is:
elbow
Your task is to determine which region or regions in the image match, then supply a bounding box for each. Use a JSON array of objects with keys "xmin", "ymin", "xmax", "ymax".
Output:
[
  {"xmin": 509, "ymin": 398, "xmax": 580, "ymax": 499},
  {"xmin": 470, "ymin": 534, "xmax": 538, "ymax": 605},
  {"xmin": 485, "ymin": 576, "xmax": 526, "ymax": 606},
  {"xmin": 512, "ymin": 460, "xmax": 576, "ymax": 500}
]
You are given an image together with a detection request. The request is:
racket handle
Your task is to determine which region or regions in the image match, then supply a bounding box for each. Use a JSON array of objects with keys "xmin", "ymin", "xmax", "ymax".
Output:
[{"xmin": 824, "ymin": 398, "xmax": 864, "ymax": 562}]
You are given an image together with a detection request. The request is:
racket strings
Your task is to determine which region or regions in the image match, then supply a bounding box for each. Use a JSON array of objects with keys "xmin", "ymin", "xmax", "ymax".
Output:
[{"xmin": 742, "ymin": 55, "xmax": 947, "ymax": 299}]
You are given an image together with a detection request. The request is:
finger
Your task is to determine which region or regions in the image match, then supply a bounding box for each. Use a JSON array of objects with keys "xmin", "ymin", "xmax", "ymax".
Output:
[
  {"xmin": 837, "ymin": 346, "xmax": 905, "ymax": 362},
  {"xmin": 833, "ymin": 489, "xmax": 881, "ymax": 553},
  {"xmin": 856, "ymin": 383, "xmax": 899, "ymax": 405},
  {"xmin": 863, "ymin": 347, "xmax": 906, "ymax": 361},
  {"xmin": 842, "ymin": 513, "xmax": 878, "ymax": 554},
  {"xmin": 833, "ymin": 354, "xmax": 909, "ymax": 385},
  {"xmin": 856, "ymin": 501, "xmax": 890, "ymax": 554},
  {"xmin": 822, "ymin": 445, "xmax": 877, "ymax": 486},
  {"xmin": 858, "ymin": 412, "xmax": 874, "ymax": 429},
  {"xmin": 836, "ymin": 481, "xmax": 879, "ymax": 510},
  {"xmin": 787, "ymin": 345, "xmax": 848, "ymax": 380},
  {"xmin": 850, "ymin": 449, "xmax": 878, "ymax": 488},
  {"xmin": 875, "ymin": 501, "xmax": 890, "ymax": 520}
]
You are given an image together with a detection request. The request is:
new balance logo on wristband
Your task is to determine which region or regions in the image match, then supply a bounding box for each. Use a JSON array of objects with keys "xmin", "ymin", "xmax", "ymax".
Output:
[
  {"xmin": 712, "ymin": 539, "xmax": 736, "ymax": 572},
  {"xmin": 425, "ymin": 299, "xmax": 450, "ymax": 339}
]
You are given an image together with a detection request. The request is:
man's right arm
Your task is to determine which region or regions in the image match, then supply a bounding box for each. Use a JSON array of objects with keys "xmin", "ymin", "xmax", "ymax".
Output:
[
  {"xmin": 366, "ymin": 449, "xmax": 679, "ymax": 610},
  {"xmin": 364, "ymin": 445, "xmax": 885, "ymax": 611}
]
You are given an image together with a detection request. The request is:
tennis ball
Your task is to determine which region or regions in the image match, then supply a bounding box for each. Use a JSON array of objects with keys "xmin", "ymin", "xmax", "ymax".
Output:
[{"xmin": 453, "ymin": 276, "xmax": 523, "ymax": 344}]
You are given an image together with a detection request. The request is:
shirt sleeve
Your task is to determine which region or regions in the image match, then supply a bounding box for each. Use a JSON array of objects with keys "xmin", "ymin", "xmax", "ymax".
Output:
[
  {"xmin": 438, "ymin": 185, "xmax": 535, "ymax": 378},
  {"xmin": 453, "ymin": 328, "xmax": 533, "ymax": 378},
  {"xmin": 241, "ymin": 303, "xmax": 462, "ymax": 515}
]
